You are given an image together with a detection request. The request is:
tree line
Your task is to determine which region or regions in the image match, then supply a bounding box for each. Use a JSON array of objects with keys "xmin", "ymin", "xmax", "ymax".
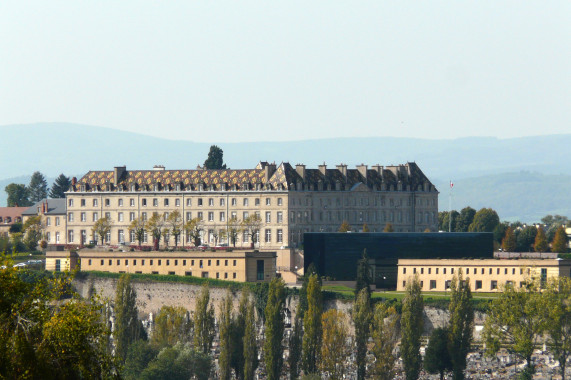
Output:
[{"xmin": 4, "ymin": 172, "xmax": 71, "ymax": 206}]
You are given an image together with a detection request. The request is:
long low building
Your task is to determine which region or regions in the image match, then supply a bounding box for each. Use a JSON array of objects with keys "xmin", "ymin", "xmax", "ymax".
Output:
[
  {"xmin": 46, "ymin": 249, "xmax": 277, "ymax": 283},
  {"xmin": 397, "ymin": 258, "xmax": 571, "ymax": 292}
]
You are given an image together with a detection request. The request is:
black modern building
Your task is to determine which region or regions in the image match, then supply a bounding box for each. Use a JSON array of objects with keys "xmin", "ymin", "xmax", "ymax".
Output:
[{"xmin": 304, "ymin": 232, "xmax": 493, "ymax": 289}]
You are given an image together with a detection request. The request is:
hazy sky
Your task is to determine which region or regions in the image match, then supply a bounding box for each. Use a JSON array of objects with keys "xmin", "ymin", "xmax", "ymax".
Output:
[{"xmin": 1, "ymin": 1, "xmax": 570, "ymax": 142}]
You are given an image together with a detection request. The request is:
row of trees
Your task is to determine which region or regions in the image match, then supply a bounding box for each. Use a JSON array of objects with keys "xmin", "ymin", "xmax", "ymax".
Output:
[
  {"xmin": 501, "ymin": 224, "xmax": 569, "ymax": 253},
  {"xmin": 5, "ymin": 172, "xmax": 71, "ymax": 206}
]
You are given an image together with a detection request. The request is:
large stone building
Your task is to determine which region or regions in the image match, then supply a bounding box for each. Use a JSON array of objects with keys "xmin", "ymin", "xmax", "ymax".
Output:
[
  {"xmin": 22, "ymin": 199, "xmax": 67, "ymax": 245},
  {"xmin": 64, "ymin": 161, "xmax": 438, "ymax": 249}
]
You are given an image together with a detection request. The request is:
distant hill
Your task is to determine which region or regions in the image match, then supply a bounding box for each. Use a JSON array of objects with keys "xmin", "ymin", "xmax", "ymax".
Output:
[{"xmin": 1, "ymin": 122, "xmax": 570, "ymax": 221}]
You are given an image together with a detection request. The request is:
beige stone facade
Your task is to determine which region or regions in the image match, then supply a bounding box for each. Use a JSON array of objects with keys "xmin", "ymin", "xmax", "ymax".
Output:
[
  {"xmin": 22, "ymin": 199, "xmax": 67, "ymax": 247},
  {"xmin": 64, "ymin": 162, "xmax": 438, "ymax": 249},
  {"xmin": 47, "ymin": 249, "xmax": 277, "ymax": 283},
  {"xmin": 397, "ymin": 258, "xmax": 571, "ymax": 293}
]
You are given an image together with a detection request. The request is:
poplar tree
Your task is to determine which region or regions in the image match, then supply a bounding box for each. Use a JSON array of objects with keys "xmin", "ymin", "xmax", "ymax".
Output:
[
  {"xmin": 320, "ymin": 310, "xmax": 349, "ymax": 380},
  {"xmin": 448, "ymin": 271, "xmax": 474, "ymax": 380},
  {"xmin": 288, "ymin": 312, "xmax": 303, "ymax": 380},
  {"xmin": 302, "ymin": 274, "xmax": 322, "ymax": 375},
  {"xmin": 193, "ymin": 285, "xmax": 215, "ymax": 354},
  {"xmin": 264, "ymin": 278, "xmax": 286, "ymax": 380},
  {"xmin": 219, "ymin": 292, "xmax": 233, "ymax": 380},
  {"xmin": 401, "ymin": 276, "xmax": 424, "ymax": 380},
  {"xmin": 151, "ymin": 305, "xmax": 192, "ymax": 348},
  {"xmin": 534, "ymin": 226, "xmax": 549, "ymax": 252},
  {"xmin": 501, "ymin": 227, "xmax": 517, "ymax": 252},
  {"xmin": 552, "ymin": 226, "xmax": 569, "ymax": 253},
  {"xmin": 371, "ymin": 303, "xmax": 399, "ymax": 380},
  {"xmin": 231, "ymin": 290, "xmax": 248, "ymax": 379},
  {"xmin": 353, "ymin": 288, "xmax": 372, "ymax": 380},
  {"xmin": 355, "ymin": 249, "xmax": 371, "ymax": 299},
  {"xmin": 114, "ymin": 274, "xmax": 143, "ymax": 362},
  {"xmin": 243, "ymin": 296, "xmax": 258, "ymax": 380}
]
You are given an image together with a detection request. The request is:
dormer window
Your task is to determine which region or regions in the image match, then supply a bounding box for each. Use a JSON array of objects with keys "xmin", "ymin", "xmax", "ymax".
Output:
[
  {"xmin": 131, "ymin": 184, "xmax": 136, "ymax": 192},
  {"xmin": 80, "ymin": 184, "xmax": 86, "ymax": 192},
  {"xmin": 176, "ymin": 183, "xmax": 181, "ymax": 191}
]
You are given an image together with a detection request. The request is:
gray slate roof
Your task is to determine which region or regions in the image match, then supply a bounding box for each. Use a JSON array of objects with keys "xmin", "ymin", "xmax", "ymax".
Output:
[{"xmin": 22, "ymin": 198, "xmax": 66, "ymax": 216}]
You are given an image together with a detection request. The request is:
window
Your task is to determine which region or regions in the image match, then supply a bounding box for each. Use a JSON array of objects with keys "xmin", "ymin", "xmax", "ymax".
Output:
[
  {"xmin": 504, "ymin": 268, "xmax": 508, "ymax": 275},
  {"xmin": 266, "ymin": 198, "xmax": 271, "ymax": 206},
  {"xmin": 512, "ymin": 268, "xmax": 515, "ymax": 275},
  {"xmin": 118, "ymin": 230, "xmax": 124, "ymax": 243},
  {"xmin": 277, "ymin": 198, "xmax": 283, "ymax": 206},
  {"xmin": 93, "ymin": 199, "xmax": 98, "ymax": 207},
  {"xmin": 81, "ymin": 199, "xmax": 86, "ymax": 207},
  {"xmin": 46, "ymin": 232, "xmax": 51, "ymax": 242},
  {"xmin": 118, "ymin": 199, "xmax": 123, "ymax": 207},
  {"xmin": 255, "ymin": 198, "xmax": 260, "ymax": 206},
  {"xmin": 198, "ymin": 198, "xmax": 203, "ymax": 206},
  {"xmin": 243, "ymin": 199, "xmax": 249, "ymax": 206},
  {"xmin": 142, "ymin": 198, "xmax": 147, "ymax": 206},
  {"xmin": 186, "ymin": 212, "xmax": 192, "ymax": 221},
  {"xmin": 445, "ymin": 280, "xmax": 451, "ymax": 289},
  {"xmin": 153, "ymin": 199, "xmax": 158, "ymax": 207},
  {"xmin": 403, "ymin": 268, "xmax": 407, "ymax": 274},
  {"xmin": 186, "ymin": 199, "xmax": 192, "ymax": 206},
  {"xmin": 475, "ymin": 280, "xmax": 482, "ymax": 290},
  {"xmin": 81, "ymin": 212, "xmax": 86, "ymax": 222},
  {"xmin": 265, "ymin": 212, "xmax": 271, "ymax": 223},
  {"xmin": 55, "ymin": 232, "xmax": 60, "ymax": 243},
  {"xmin": 68, "ymin": 199, "xmax": 74, "ymax": 207},
  {"xmin": 491, "ymin": 281, "xmax": 498, "ymax": 290},
  {"xmin": 277, "ymin": 229, "xmax": 283, "ymax": 243},
  {"xmin": 403, "ymin": 281, "xmax": 406, "ymax": 288},
  {"xmin": 216, "ymin": 260, "xmax": 220, "ymax": 266},
  {"xmin": 443, "ymin": 268, "xmax": 446, "ymax": 274},
  {"xmin": 46, "ymin": 217, "xmax": 51, "ymax": 226},
  {"xmin": 142, "ymin": 212, "xmax": 147, "ymax": 221},
  {"xmin": 68, "ymin": 230, "xmax": 74, "ymax": 243},
  {"xmin": 257, "ymin": 260, "xmax": 264, "ymax": 280},
  {"xmin": 243, "ymin": 212, "xmax": 249, "ymax": 220},
  {"xmin": 208, "ymin": 260, "xmax": 211, "ymax": 266},
  {"xmin": 231, "ymin": 198, "xmax": 237, "ymax": 206},
  {"xmin": 277, "ymin": 212, "xmax": 283, "ymax": 223},
  {"xmin": 430, "ymin": 280, "xmax": 437, "ymax": 290},
  {"xmin": 158, "ymin": 260, "xmax": 162, "ymax": 265},
  {"xmin": 175, "ymin": 199, "xmax": 180, "ymax": 207},
  {"xmin": 265, "ymin": 229, "xmax": 271, "ymax": 243},
  {"xmin": 413, "ymin": 268, "xmax": 416, "ymax": 274},
  {"xmin": 164, "ymin": 199, "xmax": 169, "ymax": 206},
  {"xmin": 105, "ymin": 199, "xmax": 110, "ymax": 207},
  {"xmin": 451, "ymin": 268, "xmax": 454, "ymax": 274},
  {"xmin": 68, "ymin": 213, "xmax": 74, "ymax": 222},
  {"xmin": 166, "ymin": 260, "xmax": 170, "ymax": 266},
  {"xmin": 55, "ymin": 259, "xmax": 61, "ymax": 272},
  {"xmin": 233, "ymin": 260, "xmax": 237, "ymax": 266},
  {"xmin": 541, "ymin": 268, "xmax": 547, "ymax": 286},
  {"xmin": 224, "ymin": 273, "xmax": 228, "ymax": 279},
  {"xmin": 436, "ymin": 268, "xmax": 439, "ymax": 274},
  {"xmin": 105, "ymin": 212, "xmax": 111, "ymax": 219},
  {"xmin": 198, "ymin": 212, "xmax": 203, "ymax": 220},
  {"xmin": 233, "ymin": 273, "xmax": 237, "ymax": 279},
  {"xmin": 220, "ymin": 212, "xmax": 225, "ymax": 222},
  {"xmin": 220, "ymin": 198, "xmax": 225, "ymax": 206},
  {"xmin": 208, "ymin": 198, "xmax": 214, "ymax": 206},
  {"xmin": 118, "ymin": 212, "xmax": 124, "ymax": 222},
  {"xmin": 208, "ymin": 212, "xmax": 214, "ymax": 221},
  {"xmin": 130, "ymin": 212, "xmax": 135, "ymax": 221},
  {"xmin": 420, "ymin": 268, "xmax": 424, "ymax": 274},
  {"xmin": 224, "ymin": 260, "xmax": 228, "ymax": 266},
  {"xmin": 130, "ymin": 198, "xmax": 135, "ymax": 206}
]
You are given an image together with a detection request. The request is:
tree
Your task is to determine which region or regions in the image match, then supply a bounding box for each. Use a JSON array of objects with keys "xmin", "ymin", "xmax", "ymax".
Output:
[
  {"xmin": 355, "ymin": 249, "xmax": 372, "ymax": 299},
  {"xmin": 552, "ymin": 226, "xmax": 569, "ymax": 253},
  {"xmin": 92, "ymin": 216, "xmax": 112, "ymax": 245},
  {"xmin": 242, "ymin": 214, "xmax": 262, "ymax": 248},
  {"xmin": 320, "ymin": 309, "xmax": 349, "ymax": 380},
  {"xmin": 543, "ymin": 277, "xmax": 571, "ymax": 380},
  {"xmin": 541, "ymin": 214, "xmax": 570, "ymax": 242},
  {"xmin": 493, "ymin": 222, "xmax": 508, "ymax": 246},
  {"xmin": 227, "ymin": 216, "xmax": 243, "ymax": 247},
  {"xmin": 501, "ymin": 227, "xmax": 517, "ymax": 252},
  {"xmin": 362, "ymin": 223, "xmax": 370, "ymax": 232},
  {"xmin": 454, "ymin": 207, "xmax": 476, "ymax": 232},
  {"xmin": 5, "ymin": 183, "xmax": 31, "ymax": 207},
  {"xmin": 401, "ymin": 276, "xmax": 424, "ymax": 380},
  {"xmin": 534, "ymin": 226, "xmax": 549, "ymax": 253},
  {"xmin": 203, "ymin": 145, "xmax": 227, "ymax": 169},
  {"xmin": 114, "ymin": 274, "xmax": 144, "ymax": 361},
  {"xmin": 218, "ymin": 291, "xmax": 233, "ymax": 380},
  {"xmin": 230, "ymin": 290, "xmax": 249, "ymax": 380},
  {"xmin": 264, "ymin": 277, "xmax": 286, "ymax": 380},
  {"xmin": 483, "ymin": 281, "xmax": 547, "ymax": 378},
  {"xmin": 468, "ymin": 207, "xmax": 499, "ymax": 232},
  {"xmin": 193, "ymin": 285, "xmax": 215, "ymax": 354},
  {"xmin": 139, "ymin": 342, "xmax": 212, "ymax": 380},
  {"xmin": 49, "ymin": 174, "xmax": 72, "ymax": 198},
  {"xmin": 288, "ymin": 311, "xmax": 303, "ymax": 380},
  {"xmin": 448, "ymin": 271, "xmax": 474, "ymax": 380},
  {"xmin": 371, "ymin": 303, "xmax": 399, "ymax": 380},
  {"xmin": 302, "ymin": 274, "xmax": 322, "ymax": 374},
  {"xmin": 184, "ymin": 217, "xmax": 203, "ymax": 247},
  {"xmin": 146, "ymin": 213, "xmax": 165, "ymax": 250},
  {"xmin": 123, "ymin": 340, "xmax": 159, "ymax": 380},
  {"xmin": 353, "ymin": 288, "xmax": 372, "ymax": 380},
  {"xmin": 517, "ymin": 226, "xmax": 537, "ymax": 252},
  {"xmin": 439, "ymin": 210, "xmax": 459, "ymax": 232},
  {"xmin": 383, "ymin": 223, "xmax": 394, "ymax": 232},
  {"xmin": 130, "ymin": 216, "xmax": 147, "ymax": 246},
  {"xmin": 152, "ymin": 306, "xmax": 192, "ymax": 348},
  {"xmin": 338, "ymin": 220, "xmax": 351, "ymax": 232},
  {"xmin": 28, "ymin": 171, "xmax": 48, "ymax": 202},
  {"xmin": 243, "ymin": 294, "xmax": 259, "ymax": 380},
  {"xmin": 23, "ymin": 215, "xmax": 43, "ymax": 251},
  {"xmin": 424, "ymin": 327, "xmax": 452, "ymax": 380}
]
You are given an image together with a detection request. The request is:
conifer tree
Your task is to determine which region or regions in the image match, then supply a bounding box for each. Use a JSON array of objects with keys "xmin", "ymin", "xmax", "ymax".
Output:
[
  {"xmin": 424, "ymin": 327, "xmax": 452, "ymax": 380},
  {"xmin": 28, "ymin": 171, "xmax": 48, "ymax": 202},
  {"xmin": 353, "ymin": 288, "xmax": 372, "ymax": 380},
  {"xmin": 193, "ymin": 285, "xmax": 215, "ymax": 354},
  {"xmin": 448, "ymin": 271, "xmax": 474, "ymax": 380},
  {"xmin": 552, "ymin": 226, "xmax": 569, "ymax": 253},
  {"xmin": 231, "ymin": 290, "xmax": 249, "ymax": 379},
  {"xmin": 401, "ymin": 276, "xmax": 424, "ymax": 380},
  {"xmin": 534, "ymin": 226, "xmax": 549, "ymax": 252},
  {"xmin": 114, "ymin": 274, "xmax": 143, "ymax": 362},
  {"xmin": 243, "ymin": 296, "xmax": 258, "ymax": 380},
  {"xmin": 501, "ymin": 227, "xmax": 517, "ymax": 252},
  {"xmin": 264, "ymin": 278, "xmax": 286, "ymax": 380},
  {"xmin": 288, "ymin": 311, "xmax": 303, "ymax": 380},
  {"xmin": 49, "ymin": 174, "xmax": 72, "ymax": 198},
  {"xmin": 203, "ymin": 145, "xmax": 227, "ymax": 169},
  {"xmin": 219, "ymin": 291, "xmax": 233, "ymax": 380},
  {"xmin": 302, "ymin": 274, "xmax": 322, "ymax": 374},
  {"xmin": 355, "ymin": 249, "xmax": 371, "ymax": 299}
]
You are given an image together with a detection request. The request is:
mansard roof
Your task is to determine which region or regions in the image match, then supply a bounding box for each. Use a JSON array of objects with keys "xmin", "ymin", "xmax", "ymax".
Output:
[{"xmin": 72, "ymin": 161, "xmax": 436, "ymax": 192}]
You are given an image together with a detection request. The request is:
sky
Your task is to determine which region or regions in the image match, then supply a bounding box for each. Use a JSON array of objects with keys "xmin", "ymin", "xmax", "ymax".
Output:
[{"xmin": 1, "ymin": 1, "xmax": 570, "ymax": 143}]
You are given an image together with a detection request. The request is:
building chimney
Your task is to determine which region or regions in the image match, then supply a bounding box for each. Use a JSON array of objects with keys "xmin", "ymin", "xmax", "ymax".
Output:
[
  {"xmin": 336, "ymin": 164, "xmax": 347, "ymax": 181},
  {"xmin": 114, "ymin": 166, "xmax": 126, "ymax": 185},
  {"xmin": 356, "ymin": 164, "xmax": 368, "ymax": 184},
  {"xmin": 318, "ymin": 163, "xmax": 327, "ymax": 176},
  {"xmin": 152, "ymin": 165, "xmax": 165, "ymax": 171},
  {"xmin": 264, "ymin": 163, "xmax": 277, "ymax": 182},
  {"xmin": 296, "ymin": 164, "xmax": 306, "ymax": 180}
]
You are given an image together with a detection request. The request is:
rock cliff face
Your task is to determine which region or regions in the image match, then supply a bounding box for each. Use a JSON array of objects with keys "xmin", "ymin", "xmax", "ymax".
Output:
[{"xmin": 74, "ymin": 277, "xmax": 486, "ymax": 339}]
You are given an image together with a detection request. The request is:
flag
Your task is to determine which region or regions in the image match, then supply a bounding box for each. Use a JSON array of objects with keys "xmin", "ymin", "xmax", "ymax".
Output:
[{"xmin": 450, "ymin": 181, "xmax": 454, "ymax": 189}]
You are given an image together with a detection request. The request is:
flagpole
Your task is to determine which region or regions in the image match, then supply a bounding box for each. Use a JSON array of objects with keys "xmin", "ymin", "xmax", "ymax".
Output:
[{"xmin": 449, "ymin": 180, "xmax": 453, "ymax": 233}]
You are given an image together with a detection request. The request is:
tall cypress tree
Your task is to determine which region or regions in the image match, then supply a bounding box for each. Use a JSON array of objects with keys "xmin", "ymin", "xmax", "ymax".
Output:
[
  {"xmin": 49, "ymin": 174, "xmax": 71, "ymax": 198},
  {"xmin": 219, "ymin": 292, "xmax": 233, "ymax": 380},
  {"xmin": 355, "ymin": 249, "xmax": 371, "ymax": 299},
  {"xmin": 114, "ymin": 274, "xmax": 142, "ymax": 362},
  {"xmin": 353, "ymin": 288, "xmax": 372, "ymax": 380},
  {"xmin": 401, "ymin": 276, "xmax": 424, "ymax": 380},
  {"xmin": 243, "ymin": 297, "xmax": 258, "ymax": 380},
  {"xmin": 28, "ymin": 171, "xmax": 48, "ymax": 202},
  {"xmin": 288, "ymin": 311, "xmax": 303, "ymax": 380},
  {"xmin": 448, "ymin": 271, "xmax": 474, "ymax": 380},
  {"xmin": 264, "ymin": 278, "xmax": 286, "ymax": 380},
  {"xmin": 193, "ymin": 285, "xmax": 215, "ymax": 354},
  {"xmin": 302, "ymin": 274, "xmax": 322, "ymax": 374},
  {"xmin": 231, "ymin": 290, "xmax": 249, "ymax": 379}
]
